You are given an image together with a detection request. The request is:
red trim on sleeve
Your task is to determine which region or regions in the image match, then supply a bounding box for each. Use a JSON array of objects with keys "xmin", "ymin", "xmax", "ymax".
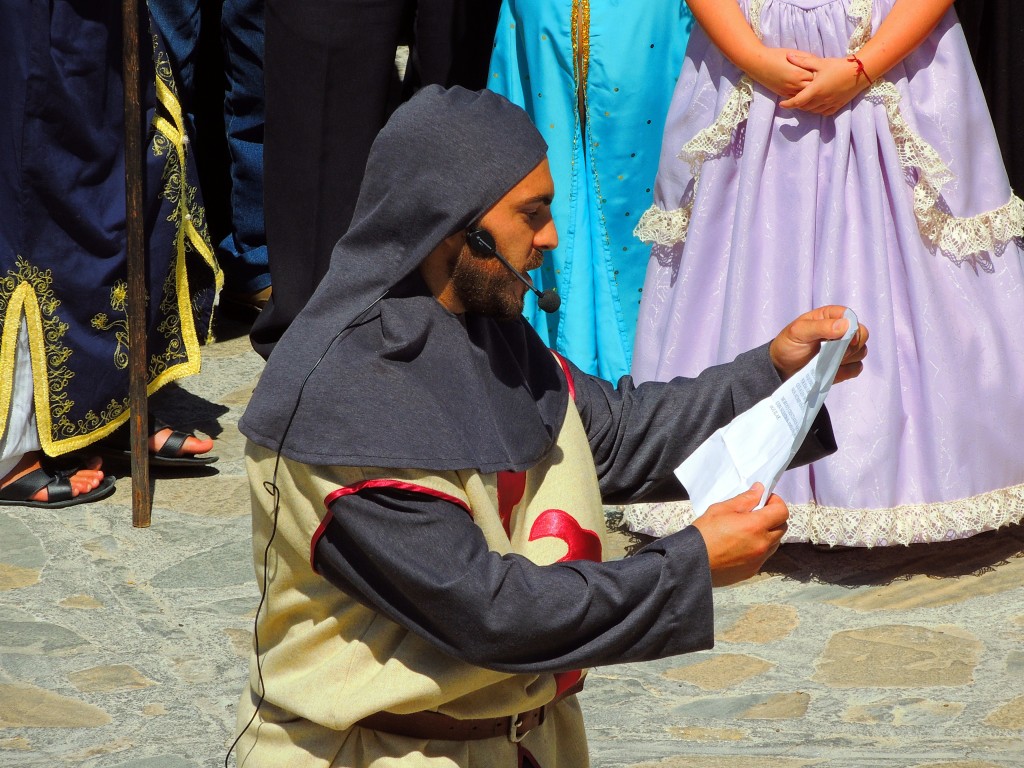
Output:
[
  {"xmin": 323, "ymin": 479, "xmax": 472, "ymax": 513},
  {"xmin": 554, "ymin": 669, "xmax": 583, "ymax": 697},
  {"xmin": 312, "ymin": 479, "xmax": 473, "ymax": 573},
  {"xmin": 551, "ymin": 351, "xmax": 576, "ymax": 402}
]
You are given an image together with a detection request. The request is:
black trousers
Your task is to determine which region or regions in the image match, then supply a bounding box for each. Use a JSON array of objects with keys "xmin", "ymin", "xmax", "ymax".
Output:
[
  {"xmin": 251, "ymin": 0, "xmax": 501, "ymax": 358},
  {"xmin": 955, "ymin": 0, "xmax": 1024, "ymax": 193}
]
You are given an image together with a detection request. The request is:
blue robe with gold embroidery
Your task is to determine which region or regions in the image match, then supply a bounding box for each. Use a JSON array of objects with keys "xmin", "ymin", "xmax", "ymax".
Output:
[{"xmin": 0, "ymin": 1, "xmax": 221, "ymax": 456}]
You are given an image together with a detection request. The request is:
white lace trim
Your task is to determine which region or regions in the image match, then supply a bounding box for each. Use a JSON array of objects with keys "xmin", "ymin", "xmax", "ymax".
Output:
[
  {"xmin": 634, "ymin": 1, "xmax": 761, "ymax": 248},
  {"xmin": 634, "ymin": 203, "xmax": 692, "ymax": 247},
  {"xmin": 634, "ymin": 0, "xmax": 1024, "ymax": 268},
  {"xmin": 846, "ymin": 0, "xmax": 873, "ymax": 55},
  {"xmin": 748, "ymin": 0, "xmax": 765, "ymax": 38},
  {"xmin": 867, "ymin": 77, "xmax": 1024, "ymax": 269},
  {"xmin": 635, "ymin": 77, "xmax": 755, "ymax": 248},
  {"xmin": 618, "ymin": 481, "xmax": 1024, "ymax": 548}
]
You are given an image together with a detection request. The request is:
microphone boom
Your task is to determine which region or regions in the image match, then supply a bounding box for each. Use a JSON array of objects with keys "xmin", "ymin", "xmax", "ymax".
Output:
[{"xmin": 466, "ymin": 228, "xmax": 559, "ymax": 314}]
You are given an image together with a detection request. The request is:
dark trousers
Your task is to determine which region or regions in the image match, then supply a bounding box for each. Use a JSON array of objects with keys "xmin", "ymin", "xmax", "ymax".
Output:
[
  {"xmin": 955, "ymin": 0, "xmax": 1024, "ymax": 193},
  {"xmin": 149, "ymin": 0, "xmax": 270, "ymax": 294},
  {"xmin": 250, "ymin": 0, "xmax": 501, "ymax": 358}
]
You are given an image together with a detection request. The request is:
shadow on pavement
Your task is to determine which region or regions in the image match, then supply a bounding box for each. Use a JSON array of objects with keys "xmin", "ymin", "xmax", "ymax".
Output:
[
  {"xmin": 150, "ymin": 381, "xmax": 231, "ymax": 440},
  {"xmin": 616, "ymin": 520, "xmax": 1024, "ymax": 587},
  {"xmin": 765, "ymin": 522, "xmax": 1024, "ymax": 586}
]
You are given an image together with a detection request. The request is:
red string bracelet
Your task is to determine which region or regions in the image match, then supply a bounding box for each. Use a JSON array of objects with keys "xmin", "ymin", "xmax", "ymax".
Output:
[{"xmin": 847, "ymin": 54, "xmax": 873, "ymax": 85}]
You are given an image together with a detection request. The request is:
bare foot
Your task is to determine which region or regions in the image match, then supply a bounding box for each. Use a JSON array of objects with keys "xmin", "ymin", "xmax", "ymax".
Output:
[
  {"xmin": 149, "ymin": 428, "xmax": 214, "ymax": 458},
  {"xmin": 0, "ymin": 452, "xmax": 106, "ymax": 502}
]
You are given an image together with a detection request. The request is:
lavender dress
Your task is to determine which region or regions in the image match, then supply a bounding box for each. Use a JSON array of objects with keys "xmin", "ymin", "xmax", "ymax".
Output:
[{"xmin": 627, "ymin": 0, "xmax": 1024, "ymax": 546}]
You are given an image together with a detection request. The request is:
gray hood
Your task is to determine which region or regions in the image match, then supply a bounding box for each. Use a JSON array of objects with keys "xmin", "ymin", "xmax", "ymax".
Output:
[{"xmin": 239, "ymin": 86, "xmax": 569, "ymax": 472}]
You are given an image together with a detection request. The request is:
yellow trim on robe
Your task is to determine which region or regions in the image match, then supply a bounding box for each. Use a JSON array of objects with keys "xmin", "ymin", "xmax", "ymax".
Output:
[{"xmin": 0, "ymin": 39, "xmax": 221, "ymax": 456}]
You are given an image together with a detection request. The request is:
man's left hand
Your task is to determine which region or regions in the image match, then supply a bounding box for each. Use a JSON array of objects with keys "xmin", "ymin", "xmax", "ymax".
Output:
[{"xmin": 769, "ymin": 305, "xmax": 869, "ymax": 382}]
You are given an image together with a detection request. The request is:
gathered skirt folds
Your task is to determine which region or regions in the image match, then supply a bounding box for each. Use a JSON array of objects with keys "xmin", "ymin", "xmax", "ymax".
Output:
[
  {"xmin": 627, "ymin": 0, "xmax": 1024, "ymax": 546},
  {"xmin": 0, "ymin": 2, "xmax": 220, "ymax": 457}
]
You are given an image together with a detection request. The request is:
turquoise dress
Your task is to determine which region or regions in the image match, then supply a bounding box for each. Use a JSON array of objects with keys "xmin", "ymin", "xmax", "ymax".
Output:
[{"xmin": 489, "ymin": 0, "xmax": 693, "ymax": 380}]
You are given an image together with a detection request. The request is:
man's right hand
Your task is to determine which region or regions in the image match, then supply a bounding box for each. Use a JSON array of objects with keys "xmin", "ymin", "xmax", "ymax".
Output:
[{"xmin": 690, "ymin": 483, "xmax": 789, "ymax": 587}]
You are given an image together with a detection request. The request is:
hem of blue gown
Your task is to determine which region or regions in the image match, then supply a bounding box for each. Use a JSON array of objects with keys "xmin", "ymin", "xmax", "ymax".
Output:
[
  {"xmin": 0, "ymin": 265, "xmax": 210, "ymax": 459},
  {"xmin": 617, "ymin": 480, "xmax": 1024, "ymax": 547},
  {"xmin": 36, "ymin": 357, "xmax": 204, "ymax": 459},
  {"xmin": 0, "ymin": 8, "xmax": 220, "ymax": 459}
]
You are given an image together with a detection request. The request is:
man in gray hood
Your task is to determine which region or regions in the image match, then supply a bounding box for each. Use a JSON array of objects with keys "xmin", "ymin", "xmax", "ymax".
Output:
[{"xmin": 233, "ymin": 86, "xmax": 867, "ymax": 767}]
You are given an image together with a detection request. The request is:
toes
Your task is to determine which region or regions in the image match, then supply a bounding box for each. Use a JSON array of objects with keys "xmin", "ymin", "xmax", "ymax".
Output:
[
  {"xmin": 5, "ymin": 454, "xmax": 106, "ymax": 503},
  {"xmin": 62, "ymin": 468, "xmax": 106, "ymax": 498},
  {"xmin": 183, "ymin": 435, "xmax": 214, "ymax": 456},
  {"xmin": 31, "ymin": 470, "xmax": 104, "ymax": 502},
  {"xmin": 75, "ymin": 472, "xmax": 104, "ymax": 491},
  {"xmin": 69, "ymin": 478, "xmax": 98, "ymax": 495}
]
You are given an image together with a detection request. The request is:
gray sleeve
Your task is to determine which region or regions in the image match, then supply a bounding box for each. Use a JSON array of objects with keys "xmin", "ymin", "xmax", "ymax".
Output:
[
  {"xmin": 570, "ymin": 343, "xmax": 837, "ymax": 504},
  {"xmin": 313, "ymin": 487, "xmax": 715, "ymax": 674}
]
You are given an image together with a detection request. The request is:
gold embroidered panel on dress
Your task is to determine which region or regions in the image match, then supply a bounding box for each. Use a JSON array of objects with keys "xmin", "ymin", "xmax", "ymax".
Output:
[
  {"xmin": 0, "ymin": 33, "xmax": 221, "ymax": 453},
  {"xmin": 0, "ymin": 258, "xmax": 74, "ymax": 428},
  {"xmin": 91, "ymin": 281, "xmax": 130, "ymax": 370},
  {"xmin": 571, "ymin": 0, "xmax": 590, "ymax": 108}
]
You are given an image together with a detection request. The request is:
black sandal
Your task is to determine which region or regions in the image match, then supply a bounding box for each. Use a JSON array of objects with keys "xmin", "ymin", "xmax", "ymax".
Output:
[
  {"xmin": 0, "ymin": 467, "xmax": 117, "ymax": 509},
  {"xmin": 95, "ymin": 416, "xmax": 218, "ymax": 468}
]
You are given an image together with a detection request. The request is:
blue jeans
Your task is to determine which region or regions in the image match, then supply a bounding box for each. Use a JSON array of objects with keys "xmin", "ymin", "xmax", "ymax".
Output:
[{"xmin": 150, "ymin": 0, "xmax": 270, "ymax": 294}]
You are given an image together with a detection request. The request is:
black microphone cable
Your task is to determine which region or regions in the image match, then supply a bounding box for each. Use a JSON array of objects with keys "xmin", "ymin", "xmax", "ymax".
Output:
[
  {"xmin": 228, "ymin": 229, "xmax": 553, "ymax": 764},
  {"xmin": 225, "ymin": 289, "xmax": 388, "ymax": 768}
]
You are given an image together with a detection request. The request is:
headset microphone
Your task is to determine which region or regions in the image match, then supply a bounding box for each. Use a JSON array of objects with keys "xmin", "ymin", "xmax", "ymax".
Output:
[{"xmin": 465, "ymin": 228, "xmax": 561, "ymax": 314}]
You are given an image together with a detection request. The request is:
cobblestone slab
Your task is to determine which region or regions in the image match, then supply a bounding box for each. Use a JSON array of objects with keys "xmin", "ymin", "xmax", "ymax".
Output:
[{"xmin": 0, "ymin": 320, "xmax": 1021, "ymax": 767}]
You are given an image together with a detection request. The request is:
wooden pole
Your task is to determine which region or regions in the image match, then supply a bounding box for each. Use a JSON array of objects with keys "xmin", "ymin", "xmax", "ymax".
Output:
[{"xmin": 121, "ymin": 0, "xmax": 152, "ymax": 527}]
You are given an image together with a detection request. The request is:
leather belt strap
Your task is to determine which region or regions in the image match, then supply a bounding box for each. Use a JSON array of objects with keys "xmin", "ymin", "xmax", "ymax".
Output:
[{"xmin": 354, "ymin": 678, "xmax": 585, "ymax": 743}]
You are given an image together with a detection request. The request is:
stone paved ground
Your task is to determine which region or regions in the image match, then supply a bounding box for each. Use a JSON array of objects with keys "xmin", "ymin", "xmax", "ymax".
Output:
[{"xmin": 1, "ymin": 319, "xmax": 1022, "ymax": 767}]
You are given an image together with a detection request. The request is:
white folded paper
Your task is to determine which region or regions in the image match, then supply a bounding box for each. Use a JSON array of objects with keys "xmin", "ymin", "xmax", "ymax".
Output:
[{"xmin": 674, "ymin": 308, "xmax": 858, "ymax": 514}]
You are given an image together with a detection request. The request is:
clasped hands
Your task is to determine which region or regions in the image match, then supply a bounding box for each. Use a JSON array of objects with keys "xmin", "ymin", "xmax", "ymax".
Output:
[
  {"xmin": 748, "ymin": 46, "xmax": 873, "ymax": 115},
  {"xmin": 692, "ymin": 306, "xmax": 868, "ymax": 586}
]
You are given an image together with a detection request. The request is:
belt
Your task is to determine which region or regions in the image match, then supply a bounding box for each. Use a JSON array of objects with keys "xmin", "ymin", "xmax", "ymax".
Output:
[{"xmin": 355, "ymin": 679, "xmax": 585, "ymax": 744}]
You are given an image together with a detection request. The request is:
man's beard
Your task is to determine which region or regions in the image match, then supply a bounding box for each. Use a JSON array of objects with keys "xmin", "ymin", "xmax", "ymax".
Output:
[{"xmin": 450, "ymin": 251, "xmax": 527, "ymax": 320}]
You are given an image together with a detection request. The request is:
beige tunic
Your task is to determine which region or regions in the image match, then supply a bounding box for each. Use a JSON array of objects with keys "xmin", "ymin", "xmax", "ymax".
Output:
[{"xmin": 236, "ymin": 392, "xmax": 606, "ymax": 767}]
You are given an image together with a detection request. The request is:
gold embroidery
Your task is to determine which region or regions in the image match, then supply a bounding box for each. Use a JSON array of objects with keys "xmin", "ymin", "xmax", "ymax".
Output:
[
  {"xmin": 91, "ymin": 281, "xmax": 131, "ymax": 370},
  {"xmin": 0, "ymin": 32, "xmax": 221, "ymax": 456},
  {"xmin": 571, "ymin": 0, "xmax": 590, "ymax": 104},
  {"xmin": 0, "ymin": 259, "xmax": 75, "ymax": 442},
  {"xmin": 152, "ymin": 35, "xmax": 222, "ymax": 352},
  {"xmin": 152, "ymin": 265, "xmax": 187, "ymax": 377}
]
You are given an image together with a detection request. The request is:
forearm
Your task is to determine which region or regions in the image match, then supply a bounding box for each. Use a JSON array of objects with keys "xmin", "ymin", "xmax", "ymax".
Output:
[
  {"xmin": 687, "ymin": 0, "xmax": 763, "ymax": 75},
  {"xmin": 688, "ymin": 0, "xmax": 812, "ymax": 98},
  {"xmin": 576, "ymin": 345, "xmax": 786, "ymax": 503},
  {"xmin": 856, "ymin": 0, "xmax": 953, "ymax": 81},
  {"xmin": 316, "ymin": 489, "xmax": 715, "ymax": 673}
]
